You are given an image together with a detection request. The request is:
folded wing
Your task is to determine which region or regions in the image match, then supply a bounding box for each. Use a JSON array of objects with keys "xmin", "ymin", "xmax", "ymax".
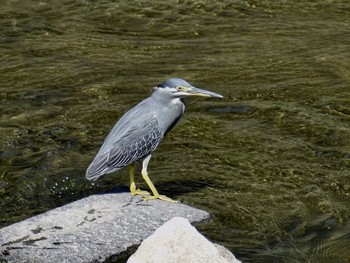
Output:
[{"xmin": 86, "ymin": 99, "xmax": 163, "ymax": 181}]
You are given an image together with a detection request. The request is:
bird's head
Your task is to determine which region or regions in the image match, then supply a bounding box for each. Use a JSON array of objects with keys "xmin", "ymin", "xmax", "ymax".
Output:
[{"xmin": 154, "ymin": 78, "xmax": 223, "ymax": 99}]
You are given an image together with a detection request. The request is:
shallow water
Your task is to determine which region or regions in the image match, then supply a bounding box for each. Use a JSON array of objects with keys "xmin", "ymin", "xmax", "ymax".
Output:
[{"xmin": 1, "ymin": 1, "xmax": 350, "ymax": 262}]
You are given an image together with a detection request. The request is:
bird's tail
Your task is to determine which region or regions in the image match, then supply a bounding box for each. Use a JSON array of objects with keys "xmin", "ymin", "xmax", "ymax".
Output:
[
  {"xmin": 85, "ymin": 155, "xmax": 119, "ymax": 181},
  {"xmin": 85, "ymin": 163, "xmax": 103, "ymax": 181}
]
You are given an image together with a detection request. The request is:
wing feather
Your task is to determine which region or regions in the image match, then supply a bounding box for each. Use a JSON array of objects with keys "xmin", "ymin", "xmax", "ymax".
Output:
[{"xmin": 86, "ymin": 99, "xmax": 163, "ymax": 180}]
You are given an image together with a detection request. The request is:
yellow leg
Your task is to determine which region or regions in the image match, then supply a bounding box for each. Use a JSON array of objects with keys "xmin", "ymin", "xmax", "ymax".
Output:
[
  {"xmin": 141, "ymin": 155, "xmax": 178, "ymax": 203},
  {"xmin": 129, "ymin": 163, "xmax": 150, "ymax": 196}
]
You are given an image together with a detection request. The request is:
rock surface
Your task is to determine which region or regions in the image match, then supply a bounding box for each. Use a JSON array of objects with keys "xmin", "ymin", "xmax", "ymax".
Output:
[
  {"xmin": 0, "ymin": 191, "xmax": 210, "ymax": 263},
  {"xmin": 127, "ymin": 217, "xmax": 241, "ymax": 263}
]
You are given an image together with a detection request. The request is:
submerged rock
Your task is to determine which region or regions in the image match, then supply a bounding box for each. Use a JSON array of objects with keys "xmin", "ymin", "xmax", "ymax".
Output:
[
  {"xmin": 0, "ymin": 191, "xmax": 209, "ymax": 263},
  {"xmin": 127, "ymin": 217, "xmax": 241, "ymax": 263}
]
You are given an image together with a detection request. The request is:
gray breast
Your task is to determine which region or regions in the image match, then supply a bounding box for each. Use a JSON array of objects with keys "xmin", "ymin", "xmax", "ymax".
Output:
[{"xmin": 155, "ymin": 97, "xmax": 185, "ymax": 136}]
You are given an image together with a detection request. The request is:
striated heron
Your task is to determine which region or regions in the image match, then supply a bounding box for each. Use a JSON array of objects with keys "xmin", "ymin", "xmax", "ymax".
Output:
[{"xmin": 86, "ymin": 78, "xmax": 223, "ymax": 202}]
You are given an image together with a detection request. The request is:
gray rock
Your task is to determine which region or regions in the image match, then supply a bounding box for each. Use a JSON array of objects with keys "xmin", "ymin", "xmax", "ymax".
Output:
[
  {"xmin": 0, "ymin": 191, "xmax": 210, "ymax": 263},
  {"xmin": 127, "ymin": 217, "xmax": 241, "ymax": 263}
]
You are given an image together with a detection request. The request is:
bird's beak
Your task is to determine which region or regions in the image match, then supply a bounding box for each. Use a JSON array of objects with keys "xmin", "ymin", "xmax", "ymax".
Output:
[{"xmin": 187, "ymin": 86, "xmax": 223, "ymax": 98}]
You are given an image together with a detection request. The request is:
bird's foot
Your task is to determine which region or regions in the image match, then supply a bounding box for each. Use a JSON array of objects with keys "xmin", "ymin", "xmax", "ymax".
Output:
[
  {"xmin": 143, "ymin": 194, "xmax": 180, "ymax": 203},
  {"xmin": 131, "ymin": 189, "xmax": 151, "ymax": 196}
]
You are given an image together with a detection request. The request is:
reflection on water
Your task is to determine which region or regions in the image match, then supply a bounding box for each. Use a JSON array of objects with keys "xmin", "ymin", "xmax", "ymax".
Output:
[{"xmin": 1, "ymin": 1, "xmax": 350, "ymax": 262}]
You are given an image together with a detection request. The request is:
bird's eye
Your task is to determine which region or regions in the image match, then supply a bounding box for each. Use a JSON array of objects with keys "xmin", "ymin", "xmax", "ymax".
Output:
[{"xmin": 176, "ymin": 86, "xmax": 183, "ymax": 91}]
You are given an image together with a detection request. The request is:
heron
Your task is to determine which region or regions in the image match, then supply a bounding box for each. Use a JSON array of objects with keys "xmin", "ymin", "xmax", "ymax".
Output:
[{"xmin": 86, "ymin": 78, "xmax": 223, "ymax": 202}]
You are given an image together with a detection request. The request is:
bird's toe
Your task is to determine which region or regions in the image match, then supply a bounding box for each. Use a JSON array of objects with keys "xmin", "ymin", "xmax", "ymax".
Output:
[
  {"xmin": 131, "ymin": 189, "xmax": 151, "ymax": 196},
  {"xmin": 143, "ymin": 194, "xmax": 180, "ymax": 203}
]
